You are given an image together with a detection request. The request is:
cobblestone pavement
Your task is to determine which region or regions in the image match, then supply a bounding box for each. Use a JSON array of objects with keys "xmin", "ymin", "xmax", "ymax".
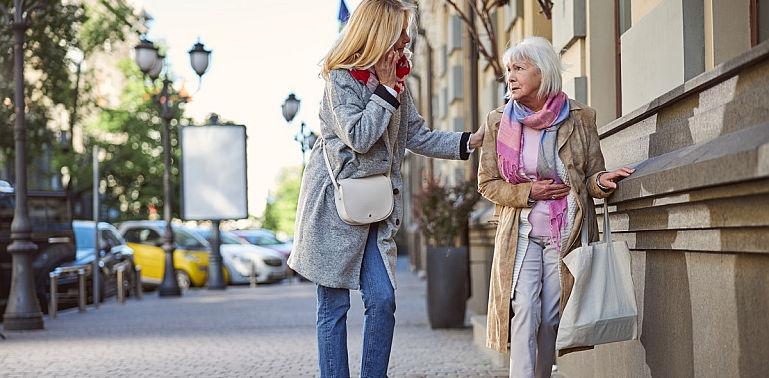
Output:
[{"xmin": 0, "ymin": 257, "xmax": 507, "ymax": 377}]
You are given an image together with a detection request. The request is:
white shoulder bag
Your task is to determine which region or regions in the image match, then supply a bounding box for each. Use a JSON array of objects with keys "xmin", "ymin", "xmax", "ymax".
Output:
[
  {"xmin": 321, "ymin": 81, "xmax": 394, "ymax": 225},
  {"xmin": 321, "ymin": 140, "xmax": 394, "ymax": 225}
]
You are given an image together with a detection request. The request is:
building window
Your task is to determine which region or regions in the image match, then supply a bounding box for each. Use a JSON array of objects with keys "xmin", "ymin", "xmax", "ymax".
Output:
[
  {"xmin": 614, "ymin": 0, "xmax": 631, "ymax": 118},
  {"xmin": 753, "ymin": 0, "xmax": 769, "ymax": 46},
  {"xmin": 448, "ymin": 14, "xmax": 463, "ymax": 52}
]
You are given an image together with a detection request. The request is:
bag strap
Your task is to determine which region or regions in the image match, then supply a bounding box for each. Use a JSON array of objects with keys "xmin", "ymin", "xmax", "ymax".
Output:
[
  {"xmin": 579, "ymin": 200, "xmax": 614, "ymax": 247},
  {"xmin": 320, "ymin": 79, "xmax": 394, "ymax": 188},
  {"xmin": 322, "ymin": 141, "xmax": 340, "ymax": 189},
  {"xmin": 603, "ymin": 201, "xmax": 613, "ymax": 243}
]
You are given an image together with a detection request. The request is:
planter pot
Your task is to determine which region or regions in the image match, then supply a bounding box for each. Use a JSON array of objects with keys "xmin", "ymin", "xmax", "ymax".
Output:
[{"xmin": 426, "ymin": 246, "xmax": 469, "ymax": 329}]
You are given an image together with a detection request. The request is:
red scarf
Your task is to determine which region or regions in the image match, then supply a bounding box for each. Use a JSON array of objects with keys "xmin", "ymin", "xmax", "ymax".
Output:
[{"xmin": 350, "ymin": 54, "xmax": 411, "ymax": 94}]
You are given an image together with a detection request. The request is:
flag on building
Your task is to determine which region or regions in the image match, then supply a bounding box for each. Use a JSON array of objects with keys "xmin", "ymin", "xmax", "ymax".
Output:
[{"xmin": 338, "ymin": 0, "xmax": 350, "ymax": 31}]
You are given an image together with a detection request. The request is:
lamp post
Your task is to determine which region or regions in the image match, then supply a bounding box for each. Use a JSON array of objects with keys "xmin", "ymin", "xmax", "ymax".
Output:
[
  {"xmin": 134, "ymin": 37, "xmax": 211, "ymax": 297},
  {"xmin": 304, "ymin": 131, "xmax": 319, "ymax": 157},
  {"xmin": 204, "ymin": 115, "xmax": 225, "ymax": 290},
  {"xmin": 1, "ymin": 0, "xmax": 46, "ymax": 331},
  {"xmin": 281, "ymin": 94, "xmax": 316, "ymax": 168},
  {"xmin": 297, "ymin": 125, "xmax": 318, "ymax": 167}
]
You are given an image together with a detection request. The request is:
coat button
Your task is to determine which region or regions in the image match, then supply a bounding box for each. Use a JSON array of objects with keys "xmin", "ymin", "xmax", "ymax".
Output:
[
  {"xmin": 395, "ymin": 219, "xmax": 400, "ymax": 226},
  {"xmin": 393, "ymin": 188, "xmax": 399, "ymax": 195}
]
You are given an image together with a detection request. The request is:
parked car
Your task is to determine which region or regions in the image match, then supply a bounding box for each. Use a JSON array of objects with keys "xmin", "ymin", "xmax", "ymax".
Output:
[
  {"xmin": 0, "ymin": 182, "xmax": 76, "ymax": 315},
  {"xmin": 117, "ymin": 221, "xmax": 210, "ymax": 290},
  {"xmin": 63, "ymin": 220, "xmax": 135, "ymax": 303},
  {"xmin": 231, "ymin": 229, "xmax": 293, "ymax": 260},
  {"xmin": 189, "ymin": 227, "xmax": 287, "ymax": 285}
]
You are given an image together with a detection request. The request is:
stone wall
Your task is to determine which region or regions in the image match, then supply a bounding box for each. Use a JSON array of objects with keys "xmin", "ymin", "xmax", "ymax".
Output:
[{"xmin": 556, "ymin": 39, "xmax": 769, "ymax": 378}]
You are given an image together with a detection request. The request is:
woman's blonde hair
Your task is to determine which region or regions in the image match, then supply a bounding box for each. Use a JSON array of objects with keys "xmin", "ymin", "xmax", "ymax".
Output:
[{"xmin": 321, "ymin": 0, "xmax": 413, "ymax": 79}]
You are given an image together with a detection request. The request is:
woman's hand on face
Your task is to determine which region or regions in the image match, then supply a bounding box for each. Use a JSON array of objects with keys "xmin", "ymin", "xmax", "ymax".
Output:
[
  {"xmin": 598, "ymin": 167, "xmax": 635, "ymax": 190},
  {"xmin": 529, "ymin": 179, "xmax": 570, "ymax": 201},
  {"xmin": 375, "ymin": 50, "xmax": 399, "ymax": 89},
  {"xmin": 469, "ymin": 126, "xmax": 485, "ymax": 149}
]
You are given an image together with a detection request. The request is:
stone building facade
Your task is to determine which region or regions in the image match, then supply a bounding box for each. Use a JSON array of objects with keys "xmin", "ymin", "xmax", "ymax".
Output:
[{"xmin": 404, "ymin": 0, "xmax": 769, "ymax": 375}]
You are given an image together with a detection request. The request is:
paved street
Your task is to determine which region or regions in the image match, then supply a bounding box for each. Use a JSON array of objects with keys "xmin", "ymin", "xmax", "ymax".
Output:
[{"xmin": 0, "ymin": 257, "xmax": 506, "ymax": 377}]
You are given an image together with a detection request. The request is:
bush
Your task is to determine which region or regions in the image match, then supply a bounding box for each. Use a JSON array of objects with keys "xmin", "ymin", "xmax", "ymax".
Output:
[{"xmin": 414, "ymin": 176, "xmax": 480, "ymax": 247}]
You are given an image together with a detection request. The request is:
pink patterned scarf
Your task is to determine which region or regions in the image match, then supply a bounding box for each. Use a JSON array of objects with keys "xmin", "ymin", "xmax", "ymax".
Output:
[{"xmin": 497, "ymin": 92, "xmax": 571, "ymax": 250}]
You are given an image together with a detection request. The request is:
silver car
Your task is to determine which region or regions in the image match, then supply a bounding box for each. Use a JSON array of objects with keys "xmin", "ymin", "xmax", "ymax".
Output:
[{"xmin": 189, "ymin": 228, "xmax": 287, "ymax": 284}]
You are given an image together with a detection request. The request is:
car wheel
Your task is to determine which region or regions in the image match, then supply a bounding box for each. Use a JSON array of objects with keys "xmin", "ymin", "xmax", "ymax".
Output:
[{"xmin": 175, "ymin": 270, "xmax": 191, "ymax": 290}]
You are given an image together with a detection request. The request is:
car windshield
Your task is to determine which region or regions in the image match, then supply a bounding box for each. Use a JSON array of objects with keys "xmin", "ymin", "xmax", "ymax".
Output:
[
  {"xmin": 175, "ymin": 229, "xmax": 208, "ymax": 250},
  {"xmin": 244, "ymin": 232, "xmax": 282, "ymax": 246},
  {"xmin": 193, "ymin": 229, "xmax": 244, "ymax": 245}
]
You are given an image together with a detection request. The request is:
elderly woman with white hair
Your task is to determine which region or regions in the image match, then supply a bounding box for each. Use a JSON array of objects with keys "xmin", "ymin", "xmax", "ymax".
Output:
[{"xmin": 478, "ymin": 36, "xmax": 634, "ymax": 377}]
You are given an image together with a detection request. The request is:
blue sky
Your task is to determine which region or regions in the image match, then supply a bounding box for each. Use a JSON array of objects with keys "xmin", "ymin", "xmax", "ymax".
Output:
[{"xmin": 139, "ymin": 0, "xmax": 363, "ymax": 216}]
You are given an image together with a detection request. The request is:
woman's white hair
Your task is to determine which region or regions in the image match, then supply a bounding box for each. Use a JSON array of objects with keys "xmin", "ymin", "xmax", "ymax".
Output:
[{"xmin": 502, "ymin": 36, "xmax": 563, "ymax": 99}]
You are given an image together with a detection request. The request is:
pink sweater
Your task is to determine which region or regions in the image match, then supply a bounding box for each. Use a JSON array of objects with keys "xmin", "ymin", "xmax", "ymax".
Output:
[{"xmin": 521, "ymin": 126, "xmax": 550, "ymax": 237}]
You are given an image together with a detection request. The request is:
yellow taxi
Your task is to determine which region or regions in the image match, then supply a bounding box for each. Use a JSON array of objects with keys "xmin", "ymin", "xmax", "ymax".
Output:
[{"xmin": 118, "ymin": 221, "xmax": 211, "ymax": 289}]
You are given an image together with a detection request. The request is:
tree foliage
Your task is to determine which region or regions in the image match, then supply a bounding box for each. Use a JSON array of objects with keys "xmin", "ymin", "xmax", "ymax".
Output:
[
  {"xmin": 262, "ymin": 167, "xmax": 302, "ymax": 237},
  {"xmin": 1, "ymin": 0, "xmax": 80, "ymax": 160},
  {"xmin": 0, "ymin": 0, "xmax": 139, "ymax": 184},
  {"xmin": 66, "ymin": 59, "xmax": 191, "ymax": 221}
]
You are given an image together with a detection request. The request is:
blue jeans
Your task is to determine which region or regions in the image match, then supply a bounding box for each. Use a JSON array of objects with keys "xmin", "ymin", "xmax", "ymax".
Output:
[{"xmin": 316, "ymin": 223, "xmax": 396, "ymax": 378}]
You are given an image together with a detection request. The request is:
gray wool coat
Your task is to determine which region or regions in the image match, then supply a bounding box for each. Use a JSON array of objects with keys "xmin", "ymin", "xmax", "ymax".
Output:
[{"xmin": 288, "ymin": 69, "xmax": 471, "ymax": 290}]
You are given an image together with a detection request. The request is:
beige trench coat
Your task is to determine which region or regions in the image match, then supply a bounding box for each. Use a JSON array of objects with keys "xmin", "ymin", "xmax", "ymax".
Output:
[{"xmin": 477, "ymin": 100, "xmax": 614, "ymax": 356}]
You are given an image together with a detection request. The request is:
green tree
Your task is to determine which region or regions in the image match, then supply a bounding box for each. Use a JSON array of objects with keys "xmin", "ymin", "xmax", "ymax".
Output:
[
  {"xmin": 67, "ymin": 59, "xmax": 190, "ymax": 221},
  {"xmin": 0, "ymin": 0, "xmax": 82, "ymax": 164},
  {"xmin": 262, "ymin": 166, "xmax": 302, "ymax": 236},
  {"xmin": 0, "ymin": 0, "xmax": 139, "ymax": 186}
]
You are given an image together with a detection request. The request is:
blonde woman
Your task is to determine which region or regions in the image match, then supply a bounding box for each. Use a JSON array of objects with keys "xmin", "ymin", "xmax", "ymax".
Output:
[
  {"xmin": 288, "ymin": 1, "xmax": 483, "ymax": 376},
  {"xmin": 478, "ymin": 37, "xmax": 633, "ymax": 377}
]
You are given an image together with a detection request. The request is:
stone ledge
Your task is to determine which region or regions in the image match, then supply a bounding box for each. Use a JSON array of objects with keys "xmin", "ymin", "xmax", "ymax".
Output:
[
  {"xmin": 615, "ymin": 178, "xmax": 769, "ymax": 212},
  {"xmin": 614, "ymin": 227, "xmax": 769, "ymax": 254},
  {"xmin": 610, "ymin": 121, "xmax": 769, "ymax": 203},
  {"xmin": 609, "ymin": 193, "xmax": 769, "ymax": 231}
]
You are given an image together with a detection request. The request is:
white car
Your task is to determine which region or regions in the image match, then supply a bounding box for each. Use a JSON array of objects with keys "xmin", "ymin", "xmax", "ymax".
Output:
[{"xmin": 189, "ymin": 228, "xmax": 287, "ymax": 284}]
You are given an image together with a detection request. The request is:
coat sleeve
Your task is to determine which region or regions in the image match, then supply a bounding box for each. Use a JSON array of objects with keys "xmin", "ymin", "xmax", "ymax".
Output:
[
  {"xmin": 477, "ymin": 110, "xmax": 532, "ymax": 208},
  {"xmin": 582, "ymin": 108, "xmax": 614, "ymax": 199},
  {"xmin": 324, "ymin": 70, "xmax": 401, "ymax": 154},
  {"xmin": 402, "ymin": 88, "xmax": 469, "ymax": 160}
]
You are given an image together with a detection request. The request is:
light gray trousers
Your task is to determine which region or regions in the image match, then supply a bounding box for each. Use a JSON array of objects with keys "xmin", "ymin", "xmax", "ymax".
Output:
[{"xmin": 509, "ymin": 236, "xmax": 560, "ymax": 378}]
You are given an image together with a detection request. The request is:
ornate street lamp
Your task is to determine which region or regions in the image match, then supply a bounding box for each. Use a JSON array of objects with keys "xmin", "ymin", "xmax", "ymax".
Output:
[
  {"xmin": 134, "ymin": 38, "xmax": 213, "ymax": 296},
  {"xmin": 281, "ymin": 93, "xmax": 300, "ymax": 123},
  {"xmin": 134, "ymin": 38, "xmax": 159, "ymax": 73},
  {"xmin": 282, "ymin": 93, "xmax": 311, "ymax": 167},
  {"xmin": 1, "ymin": 0, "xmax": 47, "ymax": 331},
  {"xmin": 189, "ymin": 40, "xmax": 211, "ymax": 77}
]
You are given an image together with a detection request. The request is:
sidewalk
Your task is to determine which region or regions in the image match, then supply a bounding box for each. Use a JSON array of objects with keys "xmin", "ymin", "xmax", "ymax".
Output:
[{"xmin": 0, "ymin": 257, "xmax": 506, "ymax": 377}]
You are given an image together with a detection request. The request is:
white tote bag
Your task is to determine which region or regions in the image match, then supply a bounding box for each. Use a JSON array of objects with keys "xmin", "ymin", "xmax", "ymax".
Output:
[{"xmin": 556, "ymin": 202, "xmax": 639, "ymax": 350}]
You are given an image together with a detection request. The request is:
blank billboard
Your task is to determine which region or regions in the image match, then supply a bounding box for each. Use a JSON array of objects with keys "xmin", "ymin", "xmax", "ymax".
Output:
[{"xmin": 180, "ymin": 125, "xmax": 248, "ymax": 220}]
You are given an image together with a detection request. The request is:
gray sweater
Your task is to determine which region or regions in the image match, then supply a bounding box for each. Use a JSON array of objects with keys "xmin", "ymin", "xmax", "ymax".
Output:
[{"xmin": 288, "ymin": 69, "xmax": 471, "ymax": 290}]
